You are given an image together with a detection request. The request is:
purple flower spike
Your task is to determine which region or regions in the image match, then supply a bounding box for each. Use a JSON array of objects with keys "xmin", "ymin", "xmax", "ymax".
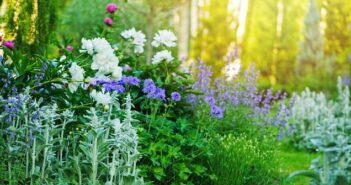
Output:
[
  {"xmin": 204, "ymin": 96, "xmax": 216, "ymax": 106},
  {"xmin": 210, "ymin": 105, "xmax": 224, "ymax": 119},
  {"xmin": 106, "ymin": 3, "xmax": 118, "ymax": 14},
  {"xmin": 171, "ymin": 92, "xmax": 181, "ymax": 101}
]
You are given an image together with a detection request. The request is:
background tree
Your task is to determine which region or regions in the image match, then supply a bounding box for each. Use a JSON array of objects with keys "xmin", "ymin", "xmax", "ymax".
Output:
[
  {"xmin": 322, "ymin": 0, "xmax": 351, "ymax": 80},
  {"xmin": 2, "ymin": 0, "xmax": 61, "ymax": 55},
  {"xmin": 241, "ymin": 0, "xmax": 280, "ymax": 87},
  {"xmin": 275, "ymin": 0, "xmax": 306, "ymax": 90},
  {"xmin": 296, "ymin": 0, "xmax": 334, "ymax": 90},
  {"xmin": 191, "ymin": 0, "xmax": 239, "ymax": 79}
]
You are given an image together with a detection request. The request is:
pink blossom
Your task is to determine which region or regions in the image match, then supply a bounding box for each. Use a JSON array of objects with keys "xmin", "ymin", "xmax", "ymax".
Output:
[
  {"xmin": 106, "ymin": 3, "xmax": 118, "ymax": 14},
  {"xmin": 104, "ymin": 17, "xmax": 113, "ymax": 26},
  {"xmin": 123, "ymin": 64, "xmax": 132, "ymax": 72},
  {"xmin": 66, "ymin": 45, "xmax": 74, "ymax": 52},
  {"xmin": 3, "ymin": 41, "xmax": 15, "ymax": 49}
]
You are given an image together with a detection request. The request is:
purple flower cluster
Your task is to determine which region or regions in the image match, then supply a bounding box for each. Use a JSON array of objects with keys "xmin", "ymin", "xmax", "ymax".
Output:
[
  {"xmin": 35, "ymin": 62, "xmax": 48, "ymax": 87},
  {"xmin": 3, "ymin": 95, "xmax": 22, "ymax": 124},
  {"xmin": 103, "ymin": 80, "xmax": 125, "ymax": 93},
  {"xmin": 142, "ymin": 79, "xmax": 156, "ymax": 94},
  {"xmin": 204, "ymin": 96, "xmax": 224, "ymax": 119},
  {"xmin": 121, "ymin": 76, "xmax": 140, "ymax": 86},
  {"xmin": 89, "ymin": 76, "xmax": 140, "ymax": 93},
  {"xmin": 142, "ymin": 79, "xmax": 166, "ymax": 100},
  {"xmin": 1, "ymin": 72, "xmax": 12, "ymax": 90}
]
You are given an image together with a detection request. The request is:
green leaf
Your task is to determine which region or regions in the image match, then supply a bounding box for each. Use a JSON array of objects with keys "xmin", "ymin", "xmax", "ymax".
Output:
[
  {"xmin": 286, "ymin": 170, "xmax": 320, "ymax": 183},
  {"xmin": 153, "ymin": 167, "xmax": 165, "ymax": 181}
]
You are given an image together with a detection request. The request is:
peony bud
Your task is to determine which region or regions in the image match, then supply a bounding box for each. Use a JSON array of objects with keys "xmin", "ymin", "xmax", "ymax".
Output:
[
  {"xmin": 104, "ymin": 17, "xmax": 113, "ymax": 26},
  {"xmin": 3, "ymin": 40, "xmax": 15, "ymax": 50},
  {"xmin": 66, "ymin": 45, "xmax": 74, "ymax": 52},
  {"xmin": 106, "ymin": 3, "xmax": 118, "ymax": 14},
  {"xmin": 123, "ymin": 64, "xmax": 132, "ymax": 72},
  {"xmin": 104, "ymin": 105, "xmax": 109, "ymax": 112}
]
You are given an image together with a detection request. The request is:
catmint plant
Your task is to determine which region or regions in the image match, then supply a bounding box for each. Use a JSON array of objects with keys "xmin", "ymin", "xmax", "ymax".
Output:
[{"xmin": 190, "ymin": 60, "xmax": 294, "ymax": 139}]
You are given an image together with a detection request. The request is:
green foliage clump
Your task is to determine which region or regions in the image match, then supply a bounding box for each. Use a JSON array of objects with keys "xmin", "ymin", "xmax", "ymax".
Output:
[
  {"xmin": 210, "ymin": 133, "xmax": 279, "ymax": 185},
  {"xmin": 192, "ymin": 102, "xmax": 282, "ymax": 185}
]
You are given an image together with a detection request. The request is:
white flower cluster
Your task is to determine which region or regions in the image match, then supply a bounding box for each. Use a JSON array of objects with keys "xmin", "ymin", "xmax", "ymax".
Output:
[
  {"xmin": 90, "ymin": 89, "xmax": 112, "ymax": 106},
  {"xmin": 121, "ymin": 28, "xmax": 146, "ymax": 54},
  {"xmin": 68, "ymin": 62, "xmax": 85, "ymax": 93},
  {"xmin": 151, "ymin": 50, "xmax": 174, "ymax": 65},
  {"xmin": 80, "ymin": 38, "xmax": 123, "ymax": 80},
  {"xmin": 151, "ymin": 30, "xmax": 177, "ymax": 65},
  {"xmin": 152, "ymin": 30, "xmax": 177, "ymax": 48}
]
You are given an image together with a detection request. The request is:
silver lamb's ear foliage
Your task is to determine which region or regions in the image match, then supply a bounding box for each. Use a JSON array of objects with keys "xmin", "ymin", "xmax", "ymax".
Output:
[
  {"xmin": 288, "ymin": 77, "xmax": 351, "ymax": 184},
  {"xmin": 107, "ymin": 93, "xmax": 142, "ymax": 184},
  {"xmin": 81, "ymin": 93, "xmax": 143, "ymax": 185}
]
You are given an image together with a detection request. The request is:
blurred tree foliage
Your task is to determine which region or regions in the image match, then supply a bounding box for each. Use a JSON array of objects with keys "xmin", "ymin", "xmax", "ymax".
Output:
[
  {"xmin": 322, "ymin": 0, "xmax": 351, "ymax": 81},
  {"xmin": 295, "ymin": 0, "xmax": 334, "ymax": 91},
  {"xmin": 242, "ymin": 0, "xmax": 307, "ymax": 90},
  {"xmin": 242, "ymin": 0, "xmax": 279, "ymax": 85},
  {"xmin": 59, "ymin": 0, "xmax": 181, "ymax": 63},
  {"xmin": 191, "ymin": 0, "xmax": 237, "ymax": 79},
  {"xmin": 59, "ymin": 0, "xmax": 125, "ymax": 43},
  {"xmin": 275, "ymin": 0, "xmax": 306, "ymax": 90},
  {"xmin": 2, "ymin": 0, "xmax": 63, "ymax": 55},
  {"xmin": 296, "ymin": 0, "xmax": 324, "ymax": 72}
]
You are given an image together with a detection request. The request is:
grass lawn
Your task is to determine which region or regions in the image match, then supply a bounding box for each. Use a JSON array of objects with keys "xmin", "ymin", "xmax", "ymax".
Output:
[{"xmin": 277, "ymin": 145, "xmax": 319, "ymax": 185}]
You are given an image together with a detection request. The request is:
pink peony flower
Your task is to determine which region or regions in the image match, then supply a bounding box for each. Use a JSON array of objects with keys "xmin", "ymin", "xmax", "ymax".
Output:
[
  {"xmin": 104, "ymin": 17, "xmax": 113, "ymax": 26},
  {"xmin": 3, "ymin": 41, "xmax": 15, "ymax": 49},
  {"xmin": 66, "ymin": 45, "xmax": 74, "ymax": 52},
  {"xmin": 106, "ymin": 3, "xmax": 118, "ymax": 14}
]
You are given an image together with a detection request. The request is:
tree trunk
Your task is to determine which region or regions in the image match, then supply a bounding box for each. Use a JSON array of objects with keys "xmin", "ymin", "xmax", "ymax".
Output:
[{"xmin": 146, "ymin": 7, "xmax": 155, "ymax": 64}]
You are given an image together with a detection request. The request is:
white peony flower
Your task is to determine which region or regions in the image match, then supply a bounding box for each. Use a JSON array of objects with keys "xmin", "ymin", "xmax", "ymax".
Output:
[
  {"xmin": 92, "ymin": 52, "xmax": 119, "ymax": 74},
  {"xmin": 80, "ymin": 38, "xmax": 94, "ymax": 55},
  {"xmin": 121, "ymin": 28, "xmax": 146, "ymax": 54},
  {"xmin": 151, "ymin": 50, "xmax": 174, "ymax": 65},
  {"xmin": 90, "ymin": 90, "xmax": 112, "ymax": 105},
  {"xmin": 80, "ymin": 37, "xmax": 123, "ymax": 81},
  {"xmin": 91, "ymin": 38, "xmax": 114, "ymax": 54},
  {"xmin": 111, "ymin": 66, "xmax": 123, "ymax": 80},
  {"xmin": 68, "ymin": 62, "xmax": 85, "ymax": 93},
  {"xmin": 151, "ymin": 30, "xmax": 177, "ymax": 48}
]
